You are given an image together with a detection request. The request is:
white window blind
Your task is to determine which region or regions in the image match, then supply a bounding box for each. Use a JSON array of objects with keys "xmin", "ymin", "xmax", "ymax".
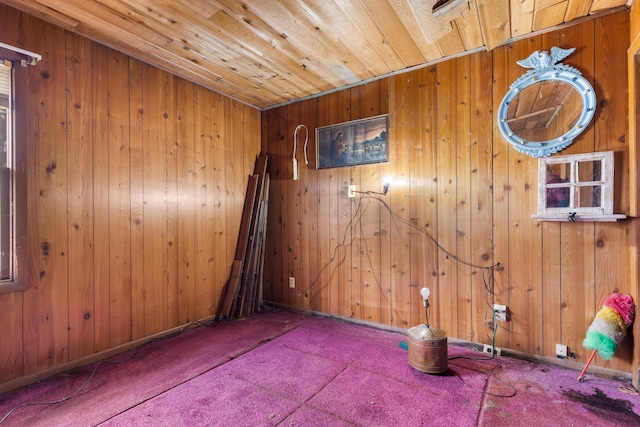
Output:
[{"xmin": 0, "ymin": 61, "xmax": 10, "ymax": 108}]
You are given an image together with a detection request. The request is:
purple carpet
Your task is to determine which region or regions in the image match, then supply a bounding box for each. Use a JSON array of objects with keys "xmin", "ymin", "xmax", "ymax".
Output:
[{"xmin": 0, "ymin": 308, "xmax": 638, "ymax": 426}]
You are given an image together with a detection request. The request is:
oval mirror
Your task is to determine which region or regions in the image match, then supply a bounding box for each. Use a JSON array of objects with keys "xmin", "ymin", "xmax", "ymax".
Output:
[{"xmin": 497, "ymin": 47, "xmax": 596, "ymax": 158}]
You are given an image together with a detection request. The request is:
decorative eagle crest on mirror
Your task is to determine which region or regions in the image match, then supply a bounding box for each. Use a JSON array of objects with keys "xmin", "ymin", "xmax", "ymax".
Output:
[
  {"xmin": 497, "ymin": 46, "xmax": 596, "ymax": 158},
  {"xmin": 516, "ymin": 47, "xmax": 575, "ymax": 70}
]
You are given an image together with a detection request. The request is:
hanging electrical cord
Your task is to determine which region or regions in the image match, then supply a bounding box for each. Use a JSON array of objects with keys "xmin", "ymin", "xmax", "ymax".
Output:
[
  {"xmin": 367, "ymin": 193, "xmax": 499, "ymax": 271},
  {"xmin": 298, "ymin": 193, "xmax": 500, "ymax": 297},
  {"xmin": 299, "ymin": 191, "xmax": 508, "ymax": 369},
  {"xmin": 0, "ymin": 363, "xmax": 101, "ymax": 424},
  {"xmin": 297, "ymin": 194, "xmax": 367, "ymax": 298},
  {"xmin": 364, "ymin": 193, "xmax": 506, "ymax": 348},
  {"xmin": 292, "ymin": 124, "xmax": 308, "ymax": 180}
]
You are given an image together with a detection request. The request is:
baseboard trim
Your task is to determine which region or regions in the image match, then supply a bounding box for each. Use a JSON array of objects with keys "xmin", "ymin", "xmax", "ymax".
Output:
[
  {"xmin": 0, "ymin": 315, "xmax": 216, "ymax": 396},
  {"xmin": 263, "ymin": 301, "xmax": 634, "ymax": 383}
]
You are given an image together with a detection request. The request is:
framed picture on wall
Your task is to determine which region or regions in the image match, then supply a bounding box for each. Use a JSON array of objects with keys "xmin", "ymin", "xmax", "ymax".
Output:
[{"xmin": 315, "ymin": 114, "xmax": 389, "ymax": 169}]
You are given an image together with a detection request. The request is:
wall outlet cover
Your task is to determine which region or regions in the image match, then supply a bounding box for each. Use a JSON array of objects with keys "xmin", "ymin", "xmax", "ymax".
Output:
[
  {"xmin": 556, "ymin": 343, "xmax": 568, "ymax": 357},
  {"xmin": 483, "ymin": 344, "xmax": 501, "ymax": 356},
  {"xmin": 493, "ymin": 304, "xmax": 507, "ymax": 321}
]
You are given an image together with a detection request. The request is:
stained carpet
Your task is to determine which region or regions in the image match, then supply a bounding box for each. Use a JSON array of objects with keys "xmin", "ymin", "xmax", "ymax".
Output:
[{"xmin": 0, "ymin": 308, "xmax": 638, "ymax": 426}]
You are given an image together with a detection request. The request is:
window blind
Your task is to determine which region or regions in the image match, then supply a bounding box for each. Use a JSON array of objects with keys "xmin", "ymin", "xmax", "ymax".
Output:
[{"xmin": 0, "ymin": 61, "xmax": 9, "ymax": 108}]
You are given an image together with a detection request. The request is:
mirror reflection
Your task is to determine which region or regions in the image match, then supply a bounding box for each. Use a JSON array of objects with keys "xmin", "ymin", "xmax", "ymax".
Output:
[
  {"xmin": 545, "ymin": 163, "xmax": 570, "ymax": 208},
  {"xmin": 507, "ymin": 80, "xmax": 582, "ymax": 143}
]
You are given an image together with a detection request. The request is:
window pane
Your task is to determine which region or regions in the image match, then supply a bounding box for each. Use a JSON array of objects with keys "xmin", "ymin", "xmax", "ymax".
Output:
[
  {"xmin": 0, "ymin": 63, "xmax": 10, "ymax": 281},
  {"xmin": 546, "ymin": 163, "xmax": 571, "ymax": 208},
  {"xmin": 577, "ymin": 160, "xmax": 601, "ymax": 182},
  {"xmin": 545, "ymin": 186, "xmax": 571, "ymax": 208},
  {"xmin": 0, "ymin": 109, "xmax": 7, "ymax": 167},
  {"xmin": 0, "ymin": 61, "xmax": 9, "ymax": 169},
  {"xmin": 0, "ymin": 167, "xmax": 9, "ymax": 279},
  {"xmin": 576, "ymin": 185, "xmax": 602, "ymax": 208},
  {"xmin": 547, "ymin": 162, "xmax": 570, "ymax": 182}
]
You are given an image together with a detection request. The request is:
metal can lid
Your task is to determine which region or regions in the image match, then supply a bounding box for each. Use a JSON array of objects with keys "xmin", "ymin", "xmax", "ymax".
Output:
[{"xmin": 407, "ymin": 324, "xmax": 448, "ymax": 341}]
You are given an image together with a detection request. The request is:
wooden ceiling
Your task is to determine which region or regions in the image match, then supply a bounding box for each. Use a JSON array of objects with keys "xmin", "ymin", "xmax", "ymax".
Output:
[{"xmin": 0, "ymin": 0, "xmax": 630, "ymax": 109}]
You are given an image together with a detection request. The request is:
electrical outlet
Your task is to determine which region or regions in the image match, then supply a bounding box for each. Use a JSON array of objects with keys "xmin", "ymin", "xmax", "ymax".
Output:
[
  {"xmin": 556, "ymin": 343, "xmax": 568, "ymax": 358},
  {"xmin": 288, "ymin": 276, "xmax": 295, "ymax": 289},
  {"xmin": 483, "ymin": 344, "xmax": 501, "ymax": 356},
  {"xmin": 493, "ymin": 304, "xmax": 507, "ymax": 321},
  {"xmin": 348, "ymin": 185, "xmax": 356, "ymax": 198}
]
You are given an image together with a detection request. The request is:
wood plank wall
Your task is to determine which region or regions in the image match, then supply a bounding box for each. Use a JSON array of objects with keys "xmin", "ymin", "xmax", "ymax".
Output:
[
  {"xmin": 263, "ymin": 10, "xmax": 638, "ymax": 376},
  {"xmin": 629, "ymin": 0, "xmax": 640, "ymax": 387},
  {"xmin": 0, "ymin": 5, "xmax": 261, "ymax": 388}
]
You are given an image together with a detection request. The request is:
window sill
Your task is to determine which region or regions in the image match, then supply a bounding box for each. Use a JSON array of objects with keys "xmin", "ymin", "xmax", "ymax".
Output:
[
  {"xmin": 532, "ymin": 214, "xmax": 627, "ymax": 222},
  {"xmin": 0, "ymin": 280, "xmax": 29, "ymax": 294}
]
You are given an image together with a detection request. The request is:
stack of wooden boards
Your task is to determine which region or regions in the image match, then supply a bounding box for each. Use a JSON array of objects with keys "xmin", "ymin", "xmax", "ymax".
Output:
[{"xmin": 216, "ymin": 154, "xmax": 269, "ymax": 320}]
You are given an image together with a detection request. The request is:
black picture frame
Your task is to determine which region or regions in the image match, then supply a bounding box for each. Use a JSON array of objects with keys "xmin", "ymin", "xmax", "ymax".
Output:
[{"xmin": 315, "ymin": 114, "xmax": 388, "ymax": 169}]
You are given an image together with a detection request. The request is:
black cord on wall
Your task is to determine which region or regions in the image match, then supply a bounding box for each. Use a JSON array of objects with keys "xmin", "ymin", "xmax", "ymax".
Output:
[{"xmin": 297, "ymin": 192, "xmax": 500, "ymax": 298}]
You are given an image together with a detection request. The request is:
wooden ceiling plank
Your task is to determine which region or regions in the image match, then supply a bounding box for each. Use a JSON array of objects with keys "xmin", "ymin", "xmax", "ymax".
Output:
[
  {"xmin": 533, "ymin": 2, "xmax": 568, "ymax": 32},
  {"xmin": 455, "ymin": 0, "xmax": 485, "ymax": 50},
  {"xmin": 0, "ymin": 0, "xmax": 80, "ymax": 29},
  {"xmin": 210, "ymin": 0, "xmax": 359, "ymax": 95},
  {"xmin": 590, "ymin": 0, "xmax": 628, "ymax": 13},
  {"xmin": 537, "ymin": 0, "xmax": 565, "ymax": 9},
  {"xmin": 209, "ymin": 10, "xmax": 331, "ymax": 95},
  {"xmin": 58, "ymin": 0, "xmax": 271, "ymax": 101},
  {"xmin": 356, "ymin": 0, "xmax": 426, "ymax": 66},
  {"xmin": 435, "ymin": 21, "xmax": 467, "ymax": 57},
  {"xmin": 121, "ymin": 1, "xmax": 276, "ymax": 76},
  {"xmin": 475, "ymin": 0, "xmax": 511, "ymax": 50},
  {"xmin": 330, "ymin": 0, "xmax": 409, "ymax": 71},
  {"xmin": 510, "ymin": 0, "xmax": 535, "ymax": 38},
  {"xmin": 108, "ymin": 0, "xmax": 310, "ymax": 104},
  {"xmin": 210, "ymin": 1, "xmax": 340, "ymax": 90},
  {"xmin": 386, "ymin": 0, "xmax": 444, "ymax": 62},
  {"xmin": 174, "ymin": 0, "xmax": 220, "ymax": 19},
  {"xmin": 62, "ymin": 0, "xmax": 173, "ymax": 46},
  {"xmin": 220, "ymin": 0, "xmax": 370, "ymax": 87},
  {"xmin": 279, "ymin": 0, "xmax": 377, "ymax": 85},
  {"xmin": 39, "ymin": 0, "xmax": 219, "ymax": 82},
  {"xmin": 119, "ymin": 0, "xmax": 317, "ymax": 101},
  {"xmin": 295, "ymin": 0, "xmax": 397, "ymax": 75},
  {"xmin": 565, "ymin": 0, "xmax": 593, "ymax": 21}
]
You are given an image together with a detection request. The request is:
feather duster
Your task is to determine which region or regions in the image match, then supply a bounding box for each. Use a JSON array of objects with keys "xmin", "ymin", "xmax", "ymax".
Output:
[{"xmin": 578, "ymin": 293, "xmax": 635, "ymax": 381}]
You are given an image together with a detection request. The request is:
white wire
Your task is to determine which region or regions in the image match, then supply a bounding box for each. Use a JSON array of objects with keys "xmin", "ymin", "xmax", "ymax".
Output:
[{"xmin": 294, "ymin": 124, "xmax": 309, "ymax": 164}]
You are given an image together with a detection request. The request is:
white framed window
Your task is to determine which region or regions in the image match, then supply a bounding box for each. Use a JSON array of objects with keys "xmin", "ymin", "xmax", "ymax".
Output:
[
  {"xmin": 0, "ymin": 60, "xmax": 13, "ymax": 281},
  {"xmin": 533, "ymin": 151, "xmax": 626, "ymax": 222},
  {"xmin": 0, "ymin": 45, "xmax": 34, "ymax": 294}
]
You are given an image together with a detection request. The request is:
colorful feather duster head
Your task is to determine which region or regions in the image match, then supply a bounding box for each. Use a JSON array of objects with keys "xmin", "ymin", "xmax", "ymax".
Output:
[{"xmin": 583, "ymin": 293, "xmax": 635, "ymax": 361}]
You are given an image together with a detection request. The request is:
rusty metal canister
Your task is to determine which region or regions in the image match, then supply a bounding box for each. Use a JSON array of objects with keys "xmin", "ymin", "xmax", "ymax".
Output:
[{"xmin": 407, "ymin": 324, "xmax": 448, "ymax": 374}]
